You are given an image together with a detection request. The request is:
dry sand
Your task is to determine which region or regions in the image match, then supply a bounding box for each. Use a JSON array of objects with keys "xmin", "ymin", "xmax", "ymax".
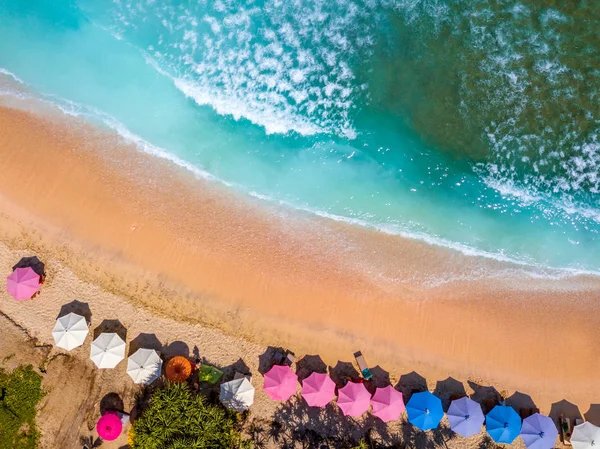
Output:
[{"xmin": 0, "ymin": 101, "xmax": 599, "ymax": 447}]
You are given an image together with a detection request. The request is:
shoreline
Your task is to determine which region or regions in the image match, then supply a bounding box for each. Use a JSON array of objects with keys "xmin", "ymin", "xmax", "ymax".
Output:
[{"xmin": 0, "ymin": 101, "xmax": 599, "ymax": 420}]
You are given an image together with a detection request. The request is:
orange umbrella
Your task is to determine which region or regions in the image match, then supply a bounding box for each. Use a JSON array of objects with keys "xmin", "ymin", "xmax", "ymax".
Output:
[{"xmin": 166, "ymin": 356, "xmax": 192, "ymax": 382}]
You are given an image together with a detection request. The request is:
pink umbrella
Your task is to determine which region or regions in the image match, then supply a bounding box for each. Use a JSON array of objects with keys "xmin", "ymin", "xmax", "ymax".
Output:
[
  {"xmin": 337, "ymin": 382, "xmax": 371, "ymax": 417},
  {"xmin": 301, "ymin": 372, "xmax": 336, "ymax": 407},
  {"xmin": 7, "ymin": 267, "xmax": 40, "ymax": 300},
  {"xmin": 96, "ymin": 413, "xmax": 122, "ymax": 441},
  {"xmin": 263, "ymin": 365, "xmax": 298, "ymax": 401},
  {"xmin": 371, "ymin": 385, "xmax": 405, "ymax": 422}
]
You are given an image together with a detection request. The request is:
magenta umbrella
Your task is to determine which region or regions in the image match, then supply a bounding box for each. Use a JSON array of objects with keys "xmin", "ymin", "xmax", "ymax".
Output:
[
  {"xmin": 7, "ymin": 267, "xmax": 40, "ymax": 300},
  {"xmin": 96, "ymin": 413, "xmax": 122, "ymax": 441},
  {"xmin": 337, "ymin": 382, "xmax": 371, "ymax": 417},
  {"xmin": 301, "ymin": 372, "xmax": 336, "ymax": 407},
  {"xmin": 263, "ymin": 365, "xmax": 298, "ymax": 401},
  {"xmin": 371, "ymin": 386, "xmax": 405, "ymax": 422}
]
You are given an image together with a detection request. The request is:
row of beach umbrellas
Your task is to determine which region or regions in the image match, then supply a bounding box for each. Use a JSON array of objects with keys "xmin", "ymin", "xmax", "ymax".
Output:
[
  {"xmin": 261, "ymin": 364, "xmax": 565, "ymax": 448},
  {"xmin": 54, "ymin": 310, "xmax": 258, "ymax": 438},
  {"xmin": 52, "ymin": 311, "xmax": 258, "ymax": 414},
  {"xmin": 6, "ymin": 266, "xmax": 599, "ymax": 447},
  {"xmin": 54, "ymin": 312, "xmax": 163, "ymax": 383}
]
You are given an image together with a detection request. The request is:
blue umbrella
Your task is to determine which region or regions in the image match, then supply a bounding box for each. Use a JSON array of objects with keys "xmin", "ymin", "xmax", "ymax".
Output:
[
  {"xmin": 486, "ymin": 405, "xmax": 522, "ymax": 444},
  {"xmin": 447, "ymin": 397, "xmax": 484, "ymax": 437},
  {"xmin": 406, "ymin": 391, "xmax": 444, "ymax": 430},
  {"xmin": 520, "ymin": 413, "xmax": 558, "ymax": 449}
]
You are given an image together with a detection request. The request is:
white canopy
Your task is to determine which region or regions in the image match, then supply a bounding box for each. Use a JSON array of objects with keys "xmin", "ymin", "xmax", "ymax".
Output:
[
  {"xmin": 90, "ymin": 333, "xmax": 126, "ymax": 369},
  {"xmin": 572, "ymin": 422, "xmax": 600, "ymax": 449},
  {"xmin": 52, "ymin": 313, "xmax": 89, "ymax": 350},
  {"xmin": 127, "ymin": 348, "xmax": 162, "ymax": 385},
  {"xmin": 220, "ymin": 377, "xmax": 255, "ymax": 411}
]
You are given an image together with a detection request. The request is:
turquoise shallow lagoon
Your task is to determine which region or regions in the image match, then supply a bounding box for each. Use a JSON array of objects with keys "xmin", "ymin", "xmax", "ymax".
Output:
[{"xmin": 0, "ymin": 0, "xmax": 599, "ymax": 276}]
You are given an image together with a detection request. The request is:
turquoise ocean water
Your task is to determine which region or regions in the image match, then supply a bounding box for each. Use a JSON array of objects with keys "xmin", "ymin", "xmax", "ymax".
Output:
[{"xmin": 0, "ymin": 0, "xmax": 599, "ymax": 277}]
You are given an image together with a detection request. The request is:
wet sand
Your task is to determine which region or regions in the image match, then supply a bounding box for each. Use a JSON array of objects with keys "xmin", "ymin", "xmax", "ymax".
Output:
[{"xmin": 0, "ymin": 101, "xmax": 599, "ymax": 427}]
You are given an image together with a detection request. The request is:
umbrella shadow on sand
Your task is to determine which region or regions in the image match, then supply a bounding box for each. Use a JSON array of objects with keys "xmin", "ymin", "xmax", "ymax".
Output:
[
  {"xmin": 295, "ymin": 354, "xmax": 328, "ymax": 382},
  {"xmin": 58, "ymin": 300, "xmax": 92, "ymax": 324},
  {"xmin": 93, "ymin": 320, "xmax": 127, "ymax": 342},
  {"xmin": 584, "ymin": 404, "xmax": 600, "ymax": 426},
  {"xmin": 163, "ymin": 341, "xmax": 189, "ymax": 358},
  {"xmin": 506, "ymin": 391, "xmax": 538, "ymax": 417},
  {"xmin": 100, "ymin": 392, "xmax": 124, "ymax": 415},
  {"xmin": 258, "ymin": 346, "xmax": 286, "ymax": 375},
  {"xmin": 222, "ymin": 358, "xmax": 252, "ymax": 381},
  {"xmin": 128, "ymin": 333, "xmax": 163, "ymax": 356},
  {"xmin": 434, "ymin": 377, "xmax": 467, "ymax": 412},
  {"xmin": 549, "ymin": 399, "xmax": 582, "ymax": 424},
  {"xmin": 12, "ymin": 256, "xmax": 46, "ymax": 278},
  {"xmin": 468, "ymin": 381, "xmax": 503, "ymax": 414},
  {"xmin": 395, "ymin": 371, "xmax": 427, "ymax": 403},
  {"xmin": 329, "ymin": 361, "xmax": 360, "ymax": 388},
  {"xmin": 365, "ymin": 366, "xmax": 391, "ymax": 395}
]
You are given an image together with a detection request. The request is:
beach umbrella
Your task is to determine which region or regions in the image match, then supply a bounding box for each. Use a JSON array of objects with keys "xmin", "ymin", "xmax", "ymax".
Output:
[
  {"xmin": 165, "ymin": 356, "xmax": 192, "ymax": 382},
  {"xmin": 263, "ymin": 365, "xmax": 298, "ymax": 401},
  {"xmin": 52, "ymin": 312, "xmax": 89, "ymax": 350},
  {"xmin": 127, "ymin": 348, "xmax": 162, "ymax": 385},
  {"xmin": 90, "ymin": 333, "xmax": 126, "ymax": 369},
  {"xmin": 6, "ymin": 267, "xmax": 40, "ymax": 300},
  {"xmin": 96, "ymin": 413, "xmax": 122, "ymax": 441},
  {"xmin": 220, "ymin": 377, "xmax": 255, "ymax": 411},
  {"xmin": 447, "ymin": 397, "xmax": 485, "ymax": 437},
  {"xmin": 371, "ymin": 386, "xmax": 405, "ymax": 422},
  {"xmin": 486, "ymin": 405, "xmax": 521, "ymax": 444},
  {"xmin": 406, "ymin": 391, "xmax": 444, "ymax": 430},
  {"xmin": 337, "ymin": 382, "xmax": 371, "ymax": 417},
  {"xmin": 572, "ymin": 422, "xmax": 600, "ymax": 449},
  {"xmin": 301, "ymin": 372, "xmax": 336, "ymax": 407},
  {"xmin": 520, "ymin": 413, "xmax": 558, "ymax": 449}
]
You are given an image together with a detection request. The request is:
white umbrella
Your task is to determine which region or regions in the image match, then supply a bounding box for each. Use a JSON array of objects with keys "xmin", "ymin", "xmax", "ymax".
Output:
[
  {"xmin": 220, "ymin": 377, "xmax": 255, "ymax": 411},
  {"xmin": 90, "ymin": 333, "xmax": 126, "ymax": 369},
  {"xmin": 127, "ymin": 348, "xmax": 162, "ymax": 385},
  {"xmin": 52, "ymin": 313, "xmax": 89, "ymax": 350},
  {"xmin": 572, "ymin": 422, "xmax": 600, "ymax": 449}
]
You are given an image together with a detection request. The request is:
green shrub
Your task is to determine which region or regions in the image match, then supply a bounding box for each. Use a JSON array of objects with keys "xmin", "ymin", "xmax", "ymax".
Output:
[
  {"xmin": 131, "ymin": 382, "xmax": 250, "ymax": 449},
  {"xmin": 0, "ymin": 365, "xmax": 44, "ymax": 449}
]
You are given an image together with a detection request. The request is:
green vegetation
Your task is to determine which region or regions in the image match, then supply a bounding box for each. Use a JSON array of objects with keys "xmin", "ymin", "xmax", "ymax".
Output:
[
  {"xmin": 0, "ymin": 365, "xmax": 44, "ymax": 449},
  {"xmin": 131, "ymin": 382, "xmax": 251, "ymax": 449}
]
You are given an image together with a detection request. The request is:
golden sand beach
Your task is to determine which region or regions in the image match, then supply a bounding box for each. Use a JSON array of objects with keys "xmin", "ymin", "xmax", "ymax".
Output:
[{"xmin": 0, "ymin": 103, "xmax": 599, "ymax": 447}]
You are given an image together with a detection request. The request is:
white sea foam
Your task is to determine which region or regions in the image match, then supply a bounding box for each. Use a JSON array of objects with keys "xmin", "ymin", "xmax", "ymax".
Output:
[
  {"xmin": 0, "ymin": 68, "xmax": 24, "ymax": 84},
  {"xmin": 106, "ymin": 0, "xmax": 396, "ymax": 138}
]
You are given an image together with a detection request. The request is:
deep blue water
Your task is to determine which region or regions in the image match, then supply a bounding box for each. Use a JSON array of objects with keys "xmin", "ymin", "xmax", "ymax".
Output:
[{"xmin": 1, "ymin": 0, "xmax": 599, "ymax": 276}]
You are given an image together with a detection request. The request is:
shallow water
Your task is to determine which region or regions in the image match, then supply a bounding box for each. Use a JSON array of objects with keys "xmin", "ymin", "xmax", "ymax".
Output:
[{"xmin": 0, "ymin": 0, "xmax": 598, "ymax": 275}]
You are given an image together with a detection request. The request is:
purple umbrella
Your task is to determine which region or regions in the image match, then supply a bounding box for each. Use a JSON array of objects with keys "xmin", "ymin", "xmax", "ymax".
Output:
[
  {"xmin": 371, "ymin": 386, "xmax": 405, "ymax": 422},
  {"xmin": 447, "ymin": 397, "xmax": 485, "ymax": 437},
  {"xmin": 520, "ymin": 413, "xmax": 558, "ymax": 449},
  {"xmin": 337, "ymin": 382, "xmax": 371, "ymax": 417},
  {"xmin": 7, "ymin": 267, "xmax": 40, "ymax": 300},
  {"xmin": 263, "ymin": 365, "xmax": 298, "ymax": 401},
  {"xmin": 301, "ymin": 372, "xmax": 336, "ymax": 407}
]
